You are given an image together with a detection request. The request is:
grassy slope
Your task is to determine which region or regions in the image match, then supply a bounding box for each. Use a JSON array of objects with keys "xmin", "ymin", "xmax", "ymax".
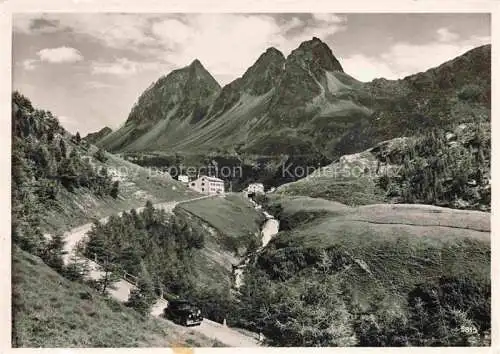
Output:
[
  {"xmin": 175, "ymin": 193, "xmax": 265, "ymax": 286},
  {"xmin": 42, "ymin": 146, "xmax": 200, "ymax": 233},
  {"xmin": 265, "ymin": 195, "xmax": 490, "ymax": 307},
  {"xmin": 276, "ymin": 120, "xmax": 491, "ymax": 210},
  {"xmin": 178, "ymin": 193, "xmax": 265, "ymax": 242},
  {"xmin": 274, "ymin": 138, "xmax": 398, "ymax": 205},
  {"xmin": 12, "ymin": 248, "xmax": 223, "ymax": 347},
  {"xmin": 276, "ymin": 175, "xmax": 385, "ymax": 206}
]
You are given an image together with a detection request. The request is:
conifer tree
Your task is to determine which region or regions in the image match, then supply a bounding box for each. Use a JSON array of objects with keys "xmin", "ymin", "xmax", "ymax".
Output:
[
  {"xmin": 110, "ymin": 181, "xmax": 119, "ymax": 199},
  {"xmin": 126, "ymin": 263, "xmax": 156, "ymax": 316},
  {"xmin": 41, "ymin": 232, "xmax": 67, "ymax": 271}
]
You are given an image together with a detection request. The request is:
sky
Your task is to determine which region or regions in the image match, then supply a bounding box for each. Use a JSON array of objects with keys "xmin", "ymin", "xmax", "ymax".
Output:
[{"xmin": 12, "ymin": 13, "xmax": 490, "ymax": 135}]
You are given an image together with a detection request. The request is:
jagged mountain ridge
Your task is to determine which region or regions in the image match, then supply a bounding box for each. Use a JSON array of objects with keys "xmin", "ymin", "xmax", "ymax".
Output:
[
  {"xmin": 83, "ymin": 126, "xmax": 112, "ymax": 144},
  {"xmin": 98, "ymin": 38, "xmax": 490, "ymax": 161},
  {"xmin": 100, "ymin": 59, "xmax": 221, "ymax": 152}
]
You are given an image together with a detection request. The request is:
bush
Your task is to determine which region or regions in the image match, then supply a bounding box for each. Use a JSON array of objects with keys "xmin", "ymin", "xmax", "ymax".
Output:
[
  {"xmin": 126, "ymin": 265, "xmax": 156, "ymax": 317},
  {"xmin": 110, "ymin": 181, "xmax": 119, "ymax": 199},
  {"xmin": 94, "ymin": 148, "xmax": 108, "ymax": 163},
  {"xmin": 39, "ymin": 233, "xmax": 66, "ymax": 272},
  {"xmin": 62, "ymin": 257, "xmax": 90, "ymax": 282},
  {"xmin": 457, "ymin": 84, "xmax": 483, "ymax": 102}
]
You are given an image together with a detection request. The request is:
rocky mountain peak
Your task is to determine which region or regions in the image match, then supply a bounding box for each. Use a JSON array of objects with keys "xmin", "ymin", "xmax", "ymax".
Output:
[
  {"xmin": 83, "ymin": 126, "xmax": 112, "ymax": 145},
  {"xmin": 239, "ymin": 47, "xmax": 286, "ymax": 95},
  {"xmin": 126, "ymin": 59, "xmax": 220, "ymax": 126},
  {"xmin": 208, "ymin": 46, "xmax": 286, "ymax": 116},
  {"xmin": 289, "ymin": 37, "xmax": 344, "ymax": 73},
  {"xmin": 190, "ymin": 58, "xmax": 203, "ymax": 67}
]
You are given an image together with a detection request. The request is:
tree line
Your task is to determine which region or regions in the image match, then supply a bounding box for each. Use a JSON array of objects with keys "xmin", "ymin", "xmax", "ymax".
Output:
[
  {"xmin": 375, "ymin": 124, "xmax": 490, "ymax": 210},
  {"xmin": 80, "ymin": 201, "xmax": 206, "ymax": 314},
  {"xmin": 230, "ymin": 245, "xmax": 490, "ymax": 346},
  {"xmin": 12, "ymin": 91, "xmax": 119, "ymax": 269}
]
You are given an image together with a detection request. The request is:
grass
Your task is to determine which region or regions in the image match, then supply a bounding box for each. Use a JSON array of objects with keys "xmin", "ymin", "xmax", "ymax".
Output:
[
  {"xmin": 274, "ymin": 144, "xmax": 388, "ymax": 206},
  {"xmin": 11, "ymin": 247, "xmax": 224, "ymax": 347},
  {"xmin": 276, "ymin": 175, "xmax": 386, "ymax": 206},
  {"xmin": 264, "ymin": 195, "xmax": 490, "ymax": 307},
  {"xmin": 174, "ymin": 193, "xmax": 266, "ymax": 289},
  {"xmin": 177, "ymin": 193, "xmax": 266, "ymax": 252}
]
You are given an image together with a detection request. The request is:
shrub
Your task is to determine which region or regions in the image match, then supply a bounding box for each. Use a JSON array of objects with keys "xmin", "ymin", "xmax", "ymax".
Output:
[
  {"xmin": 457, "ymin": 84, "xmax": 483, "ymax": 102},
  {"xmin": 126, "ymin": 264, "xmax": 156, "ymax": 317},
  {"xmin": 110, "ymin": 181, "xmax": 119, "ymax": 199},
  {"xmin": 94, "ymin": 148, "xmax": 108, "ymax": 163}
]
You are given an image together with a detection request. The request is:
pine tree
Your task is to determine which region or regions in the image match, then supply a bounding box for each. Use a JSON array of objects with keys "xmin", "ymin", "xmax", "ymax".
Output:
[
  {"xmin": 94, "ymin": 256, "xmax": 120, "ymax": 296},
  {"xmin": 41, "ymin": 232, "xmax": 67, "ymax": 271},
  {"xmin": 94, "ymin": 148, "xmax": 108, "ymax": 163},
  {"xmin": 110, "ymin": 181, "xmax": 119, "ymax": 199},
  {"xmin": 126, "ymin": 263, "xmax": 156, "ymax": 316},
  {"xmin": 59, "ymin": 138, "xmax": 67, "ymax": 159},
  {"xmin": 63, "ymin": 253, "xmax": 90, "ymax": 281}
]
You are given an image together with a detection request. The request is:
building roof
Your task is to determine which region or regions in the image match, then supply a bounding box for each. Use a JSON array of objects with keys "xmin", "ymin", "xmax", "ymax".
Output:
[{"xmin": 198, "ymin": 175, "xmax": 224, "ymax": 182}]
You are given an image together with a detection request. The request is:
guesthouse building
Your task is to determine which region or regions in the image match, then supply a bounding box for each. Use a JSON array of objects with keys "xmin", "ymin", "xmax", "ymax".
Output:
[{"xmin": 189, "ymin": 175, "xmax": 224, "ymax": 195}]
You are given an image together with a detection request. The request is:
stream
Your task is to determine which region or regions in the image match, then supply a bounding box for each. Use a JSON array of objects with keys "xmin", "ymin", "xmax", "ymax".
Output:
[{"xmin": 234, "ymin": 200, "xmax": 279, "ymax": 289}]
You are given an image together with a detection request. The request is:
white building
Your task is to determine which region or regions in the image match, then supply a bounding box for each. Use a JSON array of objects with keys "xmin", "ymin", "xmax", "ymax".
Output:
[
  {"xmin": 189, "ymin": 175, "xmax": 224, "ymax": 195},
  {"xmin": 247, "ymin": 183, "xmax": 265, "ymax": 195},
  {"xmin": 178, "ymin": 175, "xmax": 189, "ymax": 184}
]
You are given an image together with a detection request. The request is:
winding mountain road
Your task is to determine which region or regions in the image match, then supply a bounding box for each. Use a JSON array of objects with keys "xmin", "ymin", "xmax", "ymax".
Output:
[{"xmin": 59, "ymin": 194, "xmax": 261, "ymax": 347}]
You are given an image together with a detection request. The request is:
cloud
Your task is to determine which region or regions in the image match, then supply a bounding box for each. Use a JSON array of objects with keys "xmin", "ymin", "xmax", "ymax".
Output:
[
  {"xmin": 436, "ymin": 28, "xmax": 460, "ymax": 42},
  {"xmin": 37, "ymin": 47, "xmax": 83, "ymax": 63},
  {"xmin": 151, "ymin": 18, "xmax": 192, "ymax": 48},
  {"xmin": 281, "ymin": 17, "xmax": 303, "ymax": 33},
  {"xmin": 341, "ymin": 54, "xmax": 399, "ymax": 82},
  {"xmin": 85, "ymin": 81, "xmax": 117, "ymax": 89},
  {"xmin": 13, "ymin": 15, "xmax": 60, "ymax": 34},
  {"xmin": 312, "ymin": 13, "xmax": 345, "ymax": 23},
  {"xmin": 14, "ymin": 13, "xmax": 157, "ymax": 49},
  {"xmin": 22, "ymin": 59, "xmax": 38, "ymax": 71},
  {"xmin": 150, "ymin": 14, "xmax": 346, "ymax": 84},
  {"xmin": 342, "ymin": 31, "xmax": 490, "ymax": 82},
  {"xmin": 90, "ymin": 58, "xmax": 163, "ymax": 76},
  {"xmin": 14, "ymin": 14, "xmax": 346, "ymax": 84}
]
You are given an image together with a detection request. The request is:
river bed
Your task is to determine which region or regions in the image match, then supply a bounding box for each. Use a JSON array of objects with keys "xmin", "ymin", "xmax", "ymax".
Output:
[{"xmin": 234, "ymin": 202, "xmax": 279, "ymax": 289}]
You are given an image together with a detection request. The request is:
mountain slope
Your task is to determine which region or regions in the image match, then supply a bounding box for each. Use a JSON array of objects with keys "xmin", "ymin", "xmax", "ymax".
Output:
[
  {"xmin": 11, "ymin": 93, "xmax": 268, "ymax": 344},
  {"xmin": 99, "ymin": 38, "xmax": 366, "ymax": 155},
  {"xmin": 99, "ymin": 59, "xmax": 221, "ymax": 152},
  {"xmin": 12, "ymin": 247, "xmax": 223, "ymax": 347},
  {"xmin": 232, "ymin": 194, "xmax": 490, "ymax": 346},
  {"xmin": 83, "ymin": 127, "xmax": 112, "ymax": 145},
  {"xmin": 277, "ymin": 120, "xmax": 491, "ymax": 211},
  {"xmin": 100, "ymin": 39, "xmax": 489, "ymax": 163}
]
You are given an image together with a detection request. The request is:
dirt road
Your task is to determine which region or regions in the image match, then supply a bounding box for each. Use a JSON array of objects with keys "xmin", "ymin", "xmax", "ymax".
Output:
[{"xmin": 60, "ymin": 194, "xmax": 260, "ymax": 347}]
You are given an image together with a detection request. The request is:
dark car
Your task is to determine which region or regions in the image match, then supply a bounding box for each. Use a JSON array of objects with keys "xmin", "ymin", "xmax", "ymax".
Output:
[{"xmin": 163, "ymin": 299, "xmax": 203, "ymax": 326}]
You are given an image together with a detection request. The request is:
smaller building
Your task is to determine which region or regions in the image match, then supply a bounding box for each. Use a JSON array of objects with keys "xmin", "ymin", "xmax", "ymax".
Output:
[
  {"xmin": 178, "ymin": 175, "xmax": 189, "ymax": 184},
  {"xmin": 189, "ymin": 175, "xmax": 224, "ymax": 195},
  {"xmin": 247, "ymin": 183, "xmax": 265, "ymax": 195}
]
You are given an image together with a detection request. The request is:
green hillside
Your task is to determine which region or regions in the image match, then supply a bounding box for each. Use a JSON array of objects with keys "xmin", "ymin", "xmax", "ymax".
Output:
[
  {"xmin": 277, "ymin": 121, "xmax": 490, "ymax": 211},
  {"xmin": 174, "ymin": 193, "xmax": 265, "ymax": 290},
  {"xmin": 97, "ymin": 41, "xmax": 490, "ymax": 202},
  {"xmin": 12, "ymin": 247, "xmax": 223, "ymax": 347},
  {"xmin": 177, "ymin": 193, "xmax": 265, "ymax": 256},
  {"xmin": 10, "ymin": 92, "xmax": 231, "ymax": 344},
  {"xmin": 233, "ymin": 195, "xmax": 490, "ymax": 346}
]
